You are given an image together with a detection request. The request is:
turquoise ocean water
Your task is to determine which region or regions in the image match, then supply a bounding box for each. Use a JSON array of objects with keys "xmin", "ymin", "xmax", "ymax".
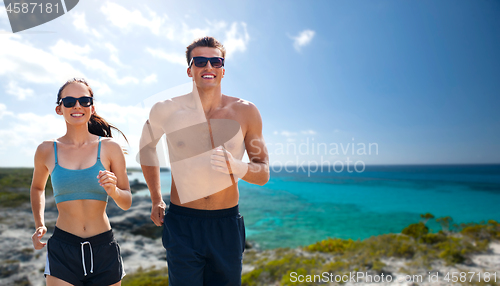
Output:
[{"xmin": 129, "ymin": 164, "xmax": 500, "ymax": 250}]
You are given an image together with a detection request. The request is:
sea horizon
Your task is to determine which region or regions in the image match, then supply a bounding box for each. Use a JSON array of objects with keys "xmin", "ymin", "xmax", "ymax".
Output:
[{"xmin": 124, "ymin": 164, "xmax": 500, "ymax": 249}]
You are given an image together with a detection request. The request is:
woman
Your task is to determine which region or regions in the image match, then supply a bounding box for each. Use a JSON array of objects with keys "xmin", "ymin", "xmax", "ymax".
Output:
[{"xmin": 30, "ymin": 78, "xmax": 132, "ymax": 286}]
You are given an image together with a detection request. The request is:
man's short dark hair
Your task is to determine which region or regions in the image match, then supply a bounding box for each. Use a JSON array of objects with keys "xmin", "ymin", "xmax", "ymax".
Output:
[{"xmin": 186, "ymin": 36, "xmax": 226, "ymax": 66}]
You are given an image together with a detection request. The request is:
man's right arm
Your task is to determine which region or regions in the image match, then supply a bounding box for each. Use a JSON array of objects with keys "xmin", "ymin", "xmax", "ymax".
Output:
[
  {"xmin": 139, "ymin": 104, "xmax": 167, "ymax": 226},
  {"xmin": 141, "ymin": 164, "xmax": 165, "ymax": 226}
]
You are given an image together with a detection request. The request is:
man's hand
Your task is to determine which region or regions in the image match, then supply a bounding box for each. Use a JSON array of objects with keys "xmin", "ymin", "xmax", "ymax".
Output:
[
  {"xmin": 151, "ymin": 200, "xmax": 167, "ymax": 226},
  {"xmin": 32, "ymin": 226, "xmax": 47, "ymax": 250},
  {"xmin": 211, "ymin": 146, "xmax": 247, "ymax": 178}
]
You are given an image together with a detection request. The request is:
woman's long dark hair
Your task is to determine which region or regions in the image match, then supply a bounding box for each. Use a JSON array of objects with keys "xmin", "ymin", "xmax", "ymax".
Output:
[{"xmin": 57, "ymin": 78, "xmax": 128, "ymax": 143}]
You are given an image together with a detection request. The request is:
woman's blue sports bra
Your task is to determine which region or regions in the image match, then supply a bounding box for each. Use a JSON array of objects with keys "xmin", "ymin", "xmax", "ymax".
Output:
[{"xmin": 50, "ymin": 137, "xmax": 108, "ymax": 204}]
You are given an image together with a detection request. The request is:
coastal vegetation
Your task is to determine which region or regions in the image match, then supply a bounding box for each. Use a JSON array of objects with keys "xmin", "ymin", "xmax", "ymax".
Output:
[
  {"xmin": 120, "ymin": 216, "xmax": 500, "ymax": 286},
  {"xmin": 121, "ymin": 266, "xmax": 169, "ymax": 285},
  {"xmin": 0, "ymin": 168, "xmax": 52, "ymax": 207},
  {"xmin": 241, "ymin": 217, "xmax": 500, "ymax": 286}
]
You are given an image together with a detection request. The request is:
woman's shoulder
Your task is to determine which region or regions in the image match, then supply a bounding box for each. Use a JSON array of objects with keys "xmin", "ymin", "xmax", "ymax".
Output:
[
  {"xmin": 100, "ymin": 137, "xmax": 121, "ymax": 147},
  {"xmin": 100, "ymin": 137, "xmax": 126, "ymax": 154},
  {"xmin": 37, "ymin": 140, "xmax": 56, "ymax": 152},
  {"xmin": 34, "ymin": 140, "xmax": 56, "ymax": 160}
]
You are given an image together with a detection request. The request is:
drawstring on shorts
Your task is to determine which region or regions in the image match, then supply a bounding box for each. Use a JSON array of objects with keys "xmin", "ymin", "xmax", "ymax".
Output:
[{"xmin": 80, "ymin": 241, "xmax": 94, "ymax": 276}]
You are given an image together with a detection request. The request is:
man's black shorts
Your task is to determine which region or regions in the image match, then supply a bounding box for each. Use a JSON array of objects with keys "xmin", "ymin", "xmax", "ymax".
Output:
[
  {"xmin": 44, "ymin": 226, "xmax": 125, "ymax": 286},
  {"xmin": 163, "ymin": 203, "xmax": 246, "ymax": 286}
]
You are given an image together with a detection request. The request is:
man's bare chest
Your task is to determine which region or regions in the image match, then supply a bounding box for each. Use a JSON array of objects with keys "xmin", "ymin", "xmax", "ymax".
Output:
[{"xmin": 164, "ymin": 112, "xmax": 245, "ymax": 163}]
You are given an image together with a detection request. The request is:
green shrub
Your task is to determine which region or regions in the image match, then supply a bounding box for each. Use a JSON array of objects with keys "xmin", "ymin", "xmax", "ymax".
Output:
[
  {"xmin": 402, "ymin": 222, "xmax": 429, "ymax": 239},
  {"xmin": 461, "ymin": 220, "xmax": 500, "ymax": 242},
  {"xmin": 242, "ymin": 252, "xmax": 325, "ymax": 285},
  {"xmin": 305, "ymin": 238, "xmax": 359, "ymax": 254},
  {"xmin": 241, "ymin": 268, "xmax": 264, "ymax": 286},
  {"xmin": 0, "ymin": 168, "xmax": 53, "ymax": 207},
  {"xmin": 0, "ymin": 191, "xmax": 30, "ymax": 207},
  {"xmin": 436, "ymin": 237, "xmax": 476, "ymax": 265},
  {"xmin": 421, "ymin": 232, "xmax": 447, "ymax": 245},
  {"xmin": 121, "ymin": 267, "xmax": 168, "ymax": 286}
]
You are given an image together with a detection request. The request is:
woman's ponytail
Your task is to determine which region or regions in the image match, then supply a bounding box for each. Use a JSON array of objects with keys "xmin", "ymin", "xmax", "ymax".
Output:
[{"xmin": 88, "ymin": 113, "xmax": 128, "ymax": 142}]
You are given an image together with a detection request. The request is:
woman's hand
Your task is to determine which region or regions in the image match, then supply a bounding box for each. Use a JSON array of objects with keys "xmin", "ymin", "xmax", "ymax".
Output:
[
  {"xmin": 32, "ymin": 226, "xmax": 47, "ymax": 250},
  {"xmin": 98, "ymin": 170, "xmax": 118, "ymax": 197}
]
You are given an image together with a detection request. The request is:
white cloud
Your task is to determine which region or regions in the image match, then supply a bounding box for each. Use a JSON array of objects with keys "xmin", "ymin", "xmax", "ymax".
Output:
[
  {"xmin": 104, "ymin": 42, "xmax": 118, "ymax": 54},
  {"xmin": 301, "ymin": 130, "xmax": 316, "ymax": 135},
  {"xmin": 146, "ymin": 47, "xmax": 187, "ymax": 66},
  {"xmin": 0, "ymin": 103, "xmax": 14, "ymax": 119},
  {"xmin": 6, "ymin": 81, "xmax": 34, "ymax": 100},
  {"xmin": 98, "ymin": 3, "xmax": 250, "ymax": 58},
  {"xmin": 280, "ymin": 131, "xmax": 298, "ymax": 137},
  {"xmin": 224, "ymin": 22, "xmax": 250, "ymax": 58},
  {"xmin": 50, "ymin": 40, "xmax": 139, "ymax": 86},
  {"xmin": 180, "ymin": 23, "xmax": 211, "ymax": 45},
  {"xmin": 0, "ymin": 34, "xmax": 86, "ymax": 85},
  {"xmin": 97, "ymin": 102, "xmax": 149, "ymax": 126},
  {"xmin": 72, "ymin": 12, "xmax": 102, "ymax": 38},
  {"xmin": 0, "ymin": 9, "xmax": 5, "ymax": 20},
  {"xmin": 101, "ymin": 2, "xmax": 166, "ymax": 35},
  {"xmin": 0, "ymin": 33, "xmax": 138, "ymax": 97},
  {"xmin": 179, "ymin": 21, "xmax": 250, "ymax": 58},
  {"xmin": 95, "ymin": 101, "xmax": 151, "ymax": 161},
  {"xmin": 143, "ymin": 73, "xmax": 157, "ymax": 84},
  {"xmin": 110, "ymin": 54, "xmax": 123, "ymax": 67},
  {"xmin": 276, "ymin": 130, "xmax": 316, "ymax": 136},
  {"xmin": 291, "ymin": 29, "xmax": 315, "ymax": 52},
  {"xmin": 50, "ymin": 39, "xmax": 91, "ymax": 60},
  {"xmin": 0, "ymin": 111, "xmax": 66, "ymax": 158},
  {"xmin": 103, "ymin": 42, "xmax": 127, "ymax": 67}
]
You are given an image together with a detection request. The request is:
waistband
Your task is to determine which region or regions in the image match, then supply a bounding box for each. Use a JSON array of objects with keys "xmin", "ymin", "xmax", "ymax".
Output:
[
  {"xmin": 51, "ymin": 226, "xmax": 114, "ymax": 246},
  {"xmin": 168, "ymin": 203, "xmax": 239, "ymax": 218}
]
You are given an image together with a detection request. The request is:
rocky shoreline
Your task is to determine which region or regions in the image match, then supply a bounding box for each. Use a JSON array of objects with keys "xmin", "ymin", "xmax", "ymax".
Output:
[
  {"xmin": 0, "ymin": 194, "xmax": 168, "ymax": 286},
  {"xmin": 1, "ymin": 193, "xmax": 499, "ymax": 286}
]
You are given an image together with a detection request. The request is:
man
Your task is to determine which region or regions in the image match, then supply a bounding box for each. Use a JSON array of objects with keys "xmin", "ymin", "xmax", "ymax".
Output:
[{"xmin": 139, "ymin": 36, "xmax": 269, "ymax": 285}]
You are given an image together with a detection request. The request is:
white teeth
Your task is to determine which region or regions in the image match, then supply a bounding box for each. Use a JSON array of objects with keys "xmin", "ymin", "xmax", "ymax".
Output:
[
  {"xmin": 71, "ymin": 114, "xmax": 83, "ymax": 117},
  {"xmin": 202, "ymin": 75, "xmax": 214, "ymax": 79}
]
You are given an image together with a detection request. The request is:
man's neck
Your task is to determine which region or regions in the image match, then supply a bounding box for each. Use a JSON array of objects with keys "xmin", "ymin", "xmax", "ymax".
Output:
[{"xmin": 196, "ymin": 86, "xmax": 223, "ymax": 115}]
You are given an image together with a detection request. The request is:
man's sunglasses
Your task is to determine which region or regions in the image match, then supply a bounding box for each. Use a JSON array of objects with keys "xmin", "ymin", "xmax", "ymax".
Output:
[
  {"xmin": 58, "ymin": 96, "xmax": 93, "ymax": 108},
  {"xmin": 189, "ymin": 57, "xmax": 224, "ymax": 68}
]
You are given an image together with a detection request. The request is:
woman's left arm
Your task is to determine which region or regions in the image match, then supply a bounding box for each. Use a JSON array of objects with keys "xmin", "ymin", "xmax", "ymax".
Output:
[{"xmin": 98, "ymin": 139, "xmax": 132, "ymax": 210}]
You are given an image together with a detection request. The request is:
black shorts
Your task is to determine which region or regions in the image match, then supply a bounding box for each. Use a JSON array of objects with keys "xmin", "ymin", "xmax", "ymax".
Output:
[
  {"xmin": 163, "ymin": 203, "xmax": 246, "ymax": 286},
  {"xmin": 44, "ymin": 226, "xmax": 125, "ymax": 286}
]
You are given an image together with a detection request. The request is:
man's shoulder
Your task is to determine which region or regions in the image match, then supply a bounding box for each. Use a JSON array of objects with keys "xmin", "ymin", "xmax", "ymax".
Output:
[
  {"xmin": 150, "ymin": 95, "xmax": 184, "ymax": 117},
  {"xmin": 152, "ymin": 97, "xmax": 178, "ymax": 109},
  {"xmin": 224, "ymin": 95, "xmax": 259, "ymax": 113},
  {"xmin": 152, "ymin": 93, "xmax": 195, "ymax": 111}
]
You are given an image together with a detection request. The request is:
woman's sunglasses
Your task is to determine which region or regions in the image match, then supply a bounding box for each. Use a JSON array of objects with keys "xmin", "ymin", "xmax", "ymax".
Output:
[
  {"xmin": 58, "ymin": 96, "xmax": 93, "ymax": 108},
  {"xmin": 189, "ymin": 57, "xmax": 224, "ymax": 68}
]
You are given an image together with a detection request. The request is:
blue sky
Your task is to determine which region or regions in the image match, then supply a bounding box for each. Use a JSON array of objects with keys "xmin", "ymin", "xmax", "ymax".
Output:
[{"xmin": 0, "ymin": 0, "xmax": 499, "ymax": 168}]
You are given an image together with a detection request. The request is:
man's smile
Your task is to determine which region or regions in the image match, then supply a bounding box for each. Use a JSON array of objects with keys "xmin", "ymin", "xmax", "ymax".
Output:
[{"xmin": 202, "ymin": 74, "xmax": 215, "ymax": 79}]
